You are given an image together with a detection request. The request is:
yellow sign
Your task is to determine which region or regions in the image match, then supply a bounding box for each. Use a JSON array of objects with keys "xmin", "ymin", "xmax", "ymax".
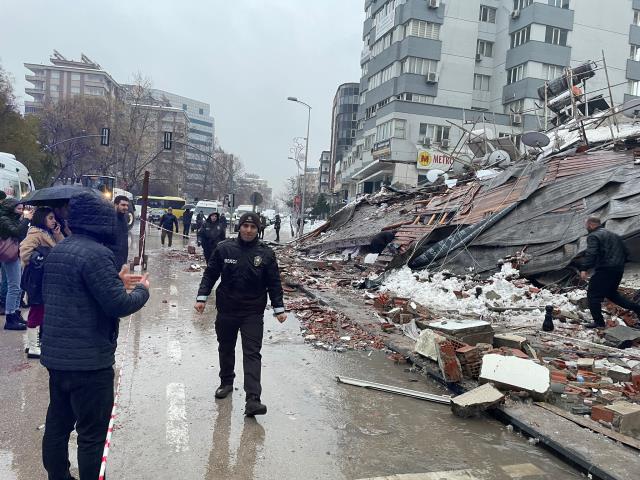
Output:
[
  {"xmin": 418, "ymin": 150, "xmax": 432, "ymax": 168},
  {"xmin": 417, "ymin": 149, "xmax": 454, "ymax": 171}
]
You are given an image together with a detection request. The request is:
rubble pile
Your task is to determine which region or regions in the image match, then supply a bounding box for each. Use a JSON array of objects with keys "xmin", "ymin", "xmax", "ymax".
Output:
[{"xmin": 287, "ymin": 298, "xmax": 385, "ymax": 352}]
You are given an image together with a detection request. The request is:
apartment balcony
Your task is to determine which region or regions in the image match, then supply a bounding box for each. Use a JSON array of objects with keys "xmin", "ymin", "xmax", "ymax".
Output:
[
  {"xmin": 25, "ymin": 87, "xmax": 45, "ymax": 99},
  {"xmin": 25, "ymin": 74, "xmax": 45, "ymax": 83}
]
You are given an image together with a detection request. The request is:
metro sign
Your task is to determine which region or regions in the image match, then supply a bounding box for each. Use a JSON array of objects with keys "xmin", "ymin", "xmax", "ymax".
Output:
[{"xmin": 417, "ymin": 149, "xmax": 453, "ymax": 171}]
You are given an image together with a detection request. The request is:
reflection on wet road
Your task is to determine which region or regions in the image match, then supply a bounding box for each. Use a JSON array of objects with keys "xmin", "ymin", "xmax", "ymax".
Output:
[{"xmin": 0, "ymin": 227, "xmax": 581, "ymax": 479}]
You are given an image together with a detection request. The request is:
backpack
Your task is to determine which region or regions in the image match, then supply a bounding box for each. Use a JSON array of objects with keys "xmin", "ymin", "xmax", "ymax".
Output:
[{"xmin": 20, "ymin": 246, "xmax": 51, "ymax": 305}]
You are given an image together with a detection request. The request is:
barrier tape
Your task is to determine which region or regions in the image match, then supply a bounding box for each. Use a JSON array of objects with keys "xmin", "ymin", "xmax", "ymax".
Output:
[
  {"xmin": 138, "ymin": 217, "xmax": 194, "ymax": 240},
  {"xmin": 98, "ymin": 313, "xmax": 134, "ymax": 480}
]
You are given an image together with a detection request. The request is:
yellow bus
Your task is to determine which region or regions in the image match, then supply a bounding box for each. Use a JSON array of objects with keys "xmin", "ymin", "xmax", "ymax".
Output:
[{"xmin": 135, "ymin": 196, "xmax": 187, "ymax": 222}]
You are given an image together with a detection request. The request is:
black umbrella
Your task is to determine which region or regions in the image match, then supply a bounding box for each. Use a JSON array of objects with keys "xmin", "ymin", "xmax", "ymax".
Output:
[{"xmin": 22, "ymin": 185, "xmax": 95, "ymax": 206}]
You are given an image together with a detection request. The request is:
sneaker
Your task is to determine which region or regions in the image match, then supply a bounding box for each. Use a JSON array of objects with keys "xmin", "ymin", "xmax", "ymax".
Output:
[
  {"xmin": 245, "ymin": 397, "xmax": 267, "ymax": 416},
  {"xmin": 584, "ymin": 322, "xmax": 606, "ymax": 329},
  {"xmin": 215, "ymin": 385, "xmax": 233, "ymax": 399},
  {"xmin": 4, "ymin": 312, "xmax": 26, "ymax": 331}
]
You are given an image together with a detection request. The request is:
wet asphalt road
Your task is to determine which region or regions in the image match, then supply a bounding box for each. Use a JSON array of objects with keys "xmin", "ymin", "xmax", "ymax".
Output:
[{"xmin": 0, "ymin": 224, "xmax": 582, "ymax": 479}]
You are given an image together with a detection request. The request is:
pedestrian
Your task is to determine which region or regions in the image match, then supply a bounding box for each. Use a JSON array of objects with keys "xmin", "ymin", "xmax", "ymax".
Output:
[
  {"xmin": 19, "ymin": 207, "xmax": 64, "ymax": 358},
  {"xmin": 159, "ymin": 207, "xmax": 179, "ymax": 247},
  {"xmin": 579, "ymin": 216, "xmax": 640, "ymax": 328},
  {"xmin": 219, "ymin": 213, "xmax": 228, "ymax": 232},
  {"xmin": 258, "ymin": 214, "xmax": 266, "ymax": 239},
  {"xmin": 183, "ymin": 208, "xmax": 194, "ymax": 236},
  {"xmin": 274, "ymin": 214, "xmax": 281, "ymax": 243},
  {"xmin": 198, "ymin": 212, "xmax": 226, "ymax": 262},
  {"xmin": 194, "ymin": 212, "xmax": 286, "ymax": 416},
  {"xmin": 0, "ymin": 198, "xmax": 31, "ymax": 331},
  {"xmin": 50, "ymin": 200, "xmax": 72, "ymax": 237},
  {"xmin": 195, "ymin": 210, "xmax": 205, "ymax": 232},
  {"xmin": 110, "ymin": 195, "xmax": 130, "ymax": 269},
  {"xmin": 40, "ymin": 190, "xmax": 150, "ymax": 480}
]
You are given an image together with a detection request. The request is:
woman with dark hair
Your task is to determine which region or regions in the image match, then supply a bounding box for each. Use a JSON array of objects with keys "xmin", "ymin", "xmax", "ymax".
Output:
[
  {"xmin": 19, "ymin": 206, "xmax": 64, "ymax": 358},
  {"xmin": 197, "ymin": 212, "xmax": 226, "ymax": 261}
]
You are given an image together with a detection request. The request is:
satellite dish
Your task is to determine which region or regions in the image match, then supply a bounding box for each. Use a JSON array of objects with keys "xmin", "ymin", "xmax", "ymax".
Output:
[
  {"xmin": 426, "ymin": 169, "xmax": 446, "ymax": 183},
  {"xmin": 620, "ymin": 98, "xmax": 640, "ymax": 118},
  {"xmin": 521, "ymin": 131, "xmax": 551, "ymax": 148},
  {"xmin": 487, "ymin": 150, "xmax": 512, "ymax": 168}
]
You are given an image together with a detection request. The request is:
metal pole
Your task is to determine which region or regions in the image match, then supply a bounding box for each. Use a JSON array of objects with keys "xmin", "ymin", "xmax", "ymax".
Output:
[
  {"xmin": 299, "ymin": 105, "xmax": 311, "ymax": 237},
  {"xmin": 602, "ymin": 51, "xmax": 619, "ymax": 133},
  {"xmin": 136, "ymin": 171, "xmax": 150, "ymax": 270}
]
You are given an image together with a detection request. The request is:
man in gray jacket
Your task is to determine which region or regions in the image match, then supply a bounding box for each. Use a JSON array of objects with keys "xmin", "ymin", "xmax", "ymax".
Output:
[{"xmin": 580, "ymin": 216, "xmax": 640, "ymax": 328}]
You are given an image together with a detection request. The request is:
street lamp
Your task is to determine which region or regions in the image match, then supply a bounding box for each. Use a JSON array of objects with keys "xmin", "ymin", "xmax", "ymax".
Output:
[{"xmin": 287, "ymin": 96, "xmax": 311, "ymax": 237}]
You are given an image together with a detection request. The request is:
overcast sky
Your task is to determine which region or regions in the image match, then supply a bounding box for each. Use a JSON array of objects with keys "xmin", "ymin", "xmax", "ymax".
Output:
[{"xmin": 1, "ymin": 0, "xmax": 363, "ymax": 195}]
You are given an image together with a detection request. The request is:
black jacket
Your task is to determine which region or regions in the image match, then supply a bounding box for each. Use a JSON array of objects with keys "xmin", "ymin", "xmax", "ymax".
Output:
[
  {"xmin": 581, "ymin": 226, "xmax": 629, "ymax": 271},
  {"xmin": 196, "ymin": 237, "xmax": 285, "ymax": 316},
  {"xmin": 0, "ymin": 199, "xmax": 29, "ymax": 241},
  {"xmin": 108, "ymin": 212, "xmax": 129, "ymax": 268},
  {"xmin": 198, "ymin": 218, "xmax": 225, "ymax": 256},
  {"xmin": 274, "ymin": 217, "xmax": 281, "ymax": 229},
  {"xmin": 159, "ymin": 213, "xmax": 179, "ymax": 232},
  {"xmin": 41, "ymin": 191, "xmax": 149, "ymax": 371},
  {"xmin": 183, "ymin": 210, "xmax": 193, "ymax": 226}
]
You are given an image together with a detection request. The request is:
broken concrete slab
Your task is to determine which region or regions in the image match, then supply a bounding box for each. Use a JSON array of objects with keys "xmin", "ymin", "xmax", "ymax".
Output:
[
  {"xmin": 608, "ymin": 366, "xmax": 632, "ymax": 383},
  {"xmin": 604, "ymin": 325, "xmax": 640, "ymax": 349},
  {"xmin": 450, "ymin": 383, "xmax": 505, "ymax": 418},
  {"xmin": 479, "ymin": 354, "xmax": 550, "ymax": 397},
  {"xmin": 577, "ymin": 358, "xmax": 595, "ymax": 372},
  {"xmin": 426, "ymin": 319, "xmax": 494, "ymax": 346},
  {"xmin": 493, "ymin": 333, "xmax": 527, "ymax": 350},
  {"xmin": 414, "ymin": 329, "xmax": 445, "ymax": 361},
  {"xmin": 606, "ymin": 401, "xmax": 640, "ymax": 437}
]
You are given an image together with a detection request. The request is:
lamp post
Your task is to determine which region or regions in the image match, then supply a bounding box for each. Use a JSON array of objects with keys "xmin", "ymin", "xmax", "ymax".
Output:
[{"xmin": 287, "ymin": 97, "xmax": 311, "ymax": 237}]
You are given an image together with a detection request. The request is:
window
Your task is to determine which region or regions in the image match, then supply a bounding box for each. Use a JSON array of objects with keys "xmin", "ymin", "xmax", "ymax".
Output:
[
  {"xmin": 545, "ymin": 26, "xmax": 568, "ymax": 46},
  {"xmin": 513, "ymin": 0, "xmax": 533, "ymax": 10},
  {"xmin": 365, "ymin": 134, "xmax": 375, "ymax": 150},
  {"xmin": 182, "ymin": 104, "xmax": 188, "ymax": 111},
  {"xmin": 401, "ymin": 57, "xmax": 437, "ymax": 76},
  {"xmin": 199, "ymin": 108, "xmax": 204, "ymax": 115},
  {"xmin": 406, "ymin": 20, "xmax": 440, "ymax": 40},
  {"xmin": 504, "ymin": 99, "xmax": 525, "ymax": 114},
  {"xmin": 542, "ymin": 63, "xmax": 564, "ymax": 80},
  {"xmin": 362, "ymin": 62, "xmax": 369, "ymax": 77},
  {"xmin": 548, "ymin": 0, "xmax": 569, "ymax": 8},
  {"xmin": 507, "ymin": 63, "xmax": 526, "ymax": 84},
  {"xmin": 635, "ymin": 10, "xmax": 640, "ymax": 26},
  {"xmin": 70, "ymin": 86, "xmax": 81, "ymax": 94},
  {"xmin": 400, "ymin": 93, "xmax": 435, "ymax": 104},
  {"xmin": 86, "ymin": 86, "xmax": 104, "ymax": 96},
  {"xmin": 479, "ymin": 5, "xmax": 496, "ymax": 23},
  {"xmin": 50, "ymin": 71, "xmax": 60, "ymax": 79},
  {"xmin": 376, "ymin": 119, "xmax": 406, "ymax": 141},
  {"xmin": 473, "ymin": 74, "xmax": 491, "ymax": 91},
  {"xmin": 630, "ymin": 80, "xmax": 640, "ymax": 97},
  {"xmin": 631, "ymin": 45, "xmax": 640, "ymax": 62},
  {"xmin": 371, "ymin": 31, "xmax": 393, "ymax": 57},
  {"xmin": 71, "ymin": 73, "xmax": 81, "ymax": 81},
  {"xmin": 511, "ymin": 26, "xmax": 531, "ymax": 48},
  {"xmin": 477, "ymin": 40, "xmax": 494, "ymax": 58},
  {"xmin": 368, "ymin": 63, "xmax": 396, "ymax": 90},
  {"xmin": 419, "ymin": 123, "xmax": 450, "ymax": 143}
]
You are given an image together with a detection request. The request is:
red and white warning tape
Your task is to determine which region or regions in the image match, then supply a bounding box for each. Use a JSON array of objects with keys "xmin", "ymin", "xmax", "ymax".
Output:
[{"xmin": 98, "ymin": 313, "xmax": 134, "ymax": 480}]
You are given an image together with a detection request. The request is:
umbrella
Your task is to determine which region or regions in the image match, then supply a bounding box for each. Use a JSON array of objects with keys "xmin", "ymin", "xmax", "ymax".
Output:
[{"xmin": 22, "ymin": 185, "xmax": 95, "ymax": 206}]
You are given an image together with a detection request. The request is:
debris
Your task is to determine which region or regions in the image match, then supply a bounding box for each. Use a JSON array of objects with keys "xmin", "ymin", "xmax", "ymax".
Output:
[
  {"xmin": 604, "ymin": 326, "xmax": 640, "ymax": 349},
  {"xmin": 335, "ymin": 376, "xmax": 450, "ymax": 404},
  {"xmin": 436, "ymin": 341, "xmax": 463, "ymax": 383},
  {"xmin": 414, "ymin": 329, "xmax": 444, "ymax": 361},
  {"xmin": 493, "ymin": 333, "xmax": 528, "ymax": 350},
  {"xmin": 605, "ymin": 401, "xmax": 640, "ymax": 437},
  {"xmin": 479, "ymin": 354, "xmax": 550, "ymax": 397},
  {"xmin": 450, "ymin": 383, "xmax": 505, "ymax": 418},
  {"xmin": 426, "ymin": 319, "xmax": 494, "ymax": 346}
]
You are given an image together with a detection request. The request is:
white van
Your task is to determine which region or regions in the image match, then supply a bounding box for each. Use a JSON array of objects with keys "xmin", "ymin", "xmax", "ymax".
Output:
[
  {"xmin": 0, "ymin": 152, "xmax": 36, "ymax": 199},
  {"xmin": 193, "ymin": 200, "xmax": 223, "ymax": 227},
  {"xmin": 232, "ymin": 204, "xmax": 254, "ymax": 232}
]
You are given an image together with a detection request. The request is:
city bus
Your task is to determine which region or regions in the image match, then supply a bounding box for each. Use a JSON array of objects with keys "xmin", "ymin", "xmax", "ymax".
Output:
[{"xmin": 135, "ymin": 196, "xmax": 187, "ymax": 223}]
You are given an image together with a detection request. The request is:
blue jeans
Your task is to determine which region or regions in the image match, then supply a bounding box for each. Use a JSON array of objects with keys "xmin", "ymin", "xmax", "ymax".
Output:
[
  {"xmin": 2, "ymin": 258, "xmax": 22, "ymax": 314},
  {"xmin": 0, "ymin": 264, "xmax": 7, "ymax": 304}
]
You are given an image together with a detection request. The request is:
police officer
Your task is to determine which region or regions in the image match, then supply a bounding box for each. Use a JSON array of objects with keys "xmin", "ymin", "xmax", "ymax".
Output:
[{"xmin": 194, "ymin": 212, "xmax": 286, "ymax": 416}]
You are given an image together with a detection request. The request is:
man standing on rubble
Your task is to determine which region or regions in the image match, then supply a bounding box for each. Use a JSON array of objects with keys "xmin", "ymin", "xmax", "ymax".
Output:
[
  {"xmin": 193, "ymin": 212, "xmax": 286, "ymax": 416},
  {"xmin": 580, "ymin": 216, "xmax": 640, "ymax": 328}
]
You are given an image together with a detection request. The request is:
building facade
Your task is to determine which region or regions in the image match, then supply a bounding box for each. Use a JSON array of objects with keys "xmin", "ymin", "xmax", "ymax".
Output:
[
  {"xmin": 319, "ymin": 151, "xmax": 331, "ymax": 194},
  {"xmin": 150, "ymin": 89, "xmax": 216, "ymax": 199},
  {"xmin": 341, "ymin": 0, "xmax": 638, "ymax": 200},
  {"xmin": 24, "ymin": 51, "xmax": 120, "ymax": 113},
  {"xmin": 329, "ymin": 83, "xmax": 359, "ymax": 200}
]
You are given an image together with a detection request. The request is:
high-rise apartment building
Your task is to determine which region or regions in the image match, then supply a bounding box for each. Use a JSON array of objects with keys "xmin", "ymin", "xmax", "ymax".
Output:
[
  {"xmin": 319, "ymin": 151, "xmax": 331, "ymax": 194},
  {"xmin": 329, "ymin": 83, "xmax": 359, "ymax": 200},
  {"xmin": 341, "ymin": 0, "xmax": 637, "ymax": 200},
  {"xmin": 150, "ymin": 89, "xmax": 216, "ymax": 199},
  {"xmin": 24, "ymin": 51, "xmax": 120, "ymax": 113}
]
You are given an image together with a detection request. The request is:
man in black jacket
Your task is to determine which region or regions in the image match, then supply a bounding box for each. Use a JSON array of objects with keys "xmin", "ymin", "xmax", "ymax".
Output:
[
  {"xmin": 194, "ymin": 212, "xmax": 286, "ymax": 416},
  {"xmin": 197, "ymin": 212, "xmax": 226, "ymax": 261},
  {"xmin": 182, "ymin": 208, "xmax": 194, "ymax": 237},
  {"xmin": 580, "ymin": 216, "xmax": 640, "ymax": 328},
  {"xmin": 41, "ymin": 190, "xmax": 150, "ymax": 480},
  {"xmin": 159, "ymin": 207, "xmax": 179, "ymax": 247},
  {"xmin": 109, "ymin": 195, "xmax": 130, "ymax": 268}
]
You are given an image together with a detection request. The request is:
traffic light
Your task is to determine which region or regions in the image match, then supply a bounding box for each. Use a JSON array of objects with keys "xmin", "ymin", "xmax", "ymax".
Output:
[
  {"xmin": 163, "ymin": 131, "xmax": 173, "ymax": 150},
  {"xmin": 100, "ymin": 127, "xmax": 110, "ymax": 146}
]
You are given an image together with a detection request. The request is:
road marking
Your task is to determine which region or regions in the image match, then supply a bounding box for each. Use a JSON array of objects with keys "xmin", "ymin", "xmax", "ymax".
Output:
[
  {"xmin": 166, "ymin": 383, "xmax": 189, "ymax": 452},
  {"xmin": 167, "ymin": 338, "xmax": 182, "ymax": 364}
]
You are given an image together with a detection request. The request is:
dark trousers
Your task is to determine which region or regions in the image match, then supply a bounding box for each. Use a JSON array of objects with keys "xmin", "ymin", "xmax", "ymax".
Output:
[
  {"xmin": 215, "ymin": 312, "xmax": 264, "ymax": 399},
  {"xmin": 274, "ymin": 227, "xmax": 280, "ymax": 243},
  {"xmin": 588, "ymin": 268, "xmax": 640, "ymax": 325},
  {"xmin": 161, "ymin": 230, "xmax": 174, "ymax": 247},
  {"xmin": 183, "ymin": 223, "xmax": 191, "ymax": 236},
  {"xmin": 43, "ymin": 368, "xmax": 114, "ymax": 480}
]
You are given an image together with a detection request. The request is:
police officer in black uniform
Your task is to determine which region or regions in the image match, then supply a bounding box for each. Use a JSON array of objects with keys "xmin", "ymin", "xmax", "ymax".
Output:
[{"xmin": 194, "ymin": 212, "xmax": 286, "ymax": 416}]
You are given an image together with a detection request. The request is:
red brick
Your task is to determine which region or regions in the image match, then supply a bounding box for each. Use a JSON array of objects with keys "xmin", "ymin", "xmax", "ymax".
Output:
[
  {"xmin": 632, "ymin": 373, "xmax": 640, "ymax": 390},
  {"xmin": 591, "ymin": 405, "xmax": 615, "ymax": 424}
]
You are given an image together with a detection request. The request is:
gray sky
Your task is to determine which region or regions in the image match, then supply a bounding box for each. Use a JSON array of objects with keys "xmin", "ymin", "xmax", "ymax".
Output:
[{"xmin": 1, "ymin": 0, "xmax": 363, "ymax": 195}]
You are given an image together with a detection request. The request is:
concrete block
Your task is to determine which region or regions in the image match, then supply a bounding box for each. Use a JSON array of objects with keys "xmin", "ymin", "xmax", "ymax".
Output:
[
  {"xmin": 604, "ymin": 326, "xmax": 640, "ymax": 348},
  {"xmin": 414, "ymin": 329, "xmax": 444, "ymax": 361},
  {"xmin": 577, "ymin": 358, "xmax": 595, "ymax": 372},
  {"xmin": 591, "ymin": 404, "xmax": 615, "ymax": 424},
  {"xmin": 493, "ymin": 333, "xmax": 527, "ymax": 350},
  {"xmin": 479, "ymin": 354, "xmax": 550, "ymax": 397},
  {"xmin": 608, "ymin": 366, "xmax": 632, "ymax": 383},
  {"xmin": 605, "ymin": 401, "xmax": 640, "ymax": 437},
  {"xmin": 427, "ymin": 319, "xmax": 494, "ymax": 346},
  {"xmin": 450, "ymin": 383, "xmax": 505, "ymax": 418}
]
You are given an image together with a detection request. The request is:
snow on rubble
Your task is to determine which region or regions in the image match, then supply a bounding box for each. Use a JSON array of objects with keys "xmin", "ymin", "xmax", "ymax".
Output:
[{"xmin": 380, "ymin": 264, "xmax": 587, "ymax": 327}]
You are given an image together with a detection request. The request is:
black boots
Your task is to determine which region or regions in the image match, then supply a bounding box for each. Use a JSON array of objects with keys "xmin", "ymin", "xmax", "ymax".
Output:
[
  {"xmin": 4, "ymin": 311, "xmax": 26, "ymax": 330},
  {"xmin": 245, "ymin": 396, "xmax": 267, "ymax": 416},
  {"xmin": 215, "ymin": 384, "xmax": 233, "ymax": 399}
]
